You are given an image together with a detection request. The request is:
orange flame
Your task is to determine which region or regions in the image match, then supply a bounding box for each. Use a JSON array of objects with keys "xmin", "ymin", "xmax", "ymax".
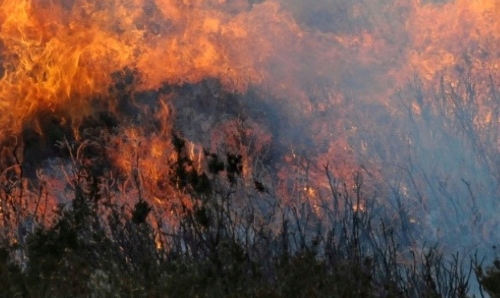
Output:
[{"xmin": 0, "ymin": 0, "xmax": 499, "ymax": 231}]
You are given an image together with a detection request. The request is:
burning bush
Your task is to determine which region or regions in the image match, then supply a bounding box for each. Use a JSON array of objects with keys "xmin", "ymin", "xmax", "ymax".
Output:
[{"xmin": 0, "ymin": 133, "xmax": 478, "ymax": 297}]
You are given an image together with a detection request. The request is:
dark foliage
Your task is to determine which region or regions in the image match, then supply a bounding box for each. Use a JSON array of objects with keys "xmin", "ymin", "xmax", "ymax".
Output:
[
  {"xmin": 475, "ymin": 256, "xmax": 500, "ymax": 298},
  {"xmin": 132, "ymin": 200, "xmax": 152, "ymax": 225},
  {"xmin": 0, "ymin": 134, "xmax": 483, "ymax": 298},
  {"xmin": 226, "ymin": 153, "xmax": 243, "ymax": 185}
]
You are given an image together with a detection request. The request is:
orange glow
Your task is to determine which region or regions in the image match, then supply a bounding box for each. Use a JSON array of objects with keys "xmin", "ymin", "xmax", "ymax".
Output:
[
  {"xmin": 0, "ymin": 0, "xmax": 499, "ymax": 233},
  {"xmin": 406, "ymin": 0, "xmax": 500, "ymax": 81}
]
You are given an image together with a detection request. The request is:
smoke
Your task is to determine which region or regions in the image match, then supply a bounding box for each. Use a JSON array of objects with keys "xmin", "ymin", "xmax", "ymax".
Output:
[{"xmin": 1, "ymin": 1, "xmax": 500, "ymax": 281}]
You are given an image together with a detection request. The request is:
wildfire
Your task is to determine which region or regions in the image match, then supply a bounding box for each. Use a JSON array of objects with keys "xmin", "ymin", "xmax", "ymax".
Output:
[
  {"xmin": 0, "ymin": 0, "xmax": 499, "ymax": 255},
  {"xmin": 408, "ymin": 0, "xmax": 500, "ymax": 78}
]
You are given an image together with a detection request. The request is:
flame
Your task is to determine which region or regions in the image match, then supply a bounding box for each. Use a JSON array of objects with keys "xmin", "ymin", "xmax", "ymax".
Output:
[
  {"xmin": 407, "ymin": 0, "xmax": 500, "ymax": 81},
  {"xmin": 0, "ymin": 1, "xmax": 137, "ymax": 134},
  {"xmin": 0, "ymin": 0, "xmax": 499, "ymax": 253}
]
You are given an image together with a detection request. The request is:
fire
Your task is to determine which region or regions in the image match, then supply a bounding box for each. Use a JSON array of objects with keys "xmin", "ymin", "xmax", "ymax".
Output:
[
  {"xmin": 0, "ymin": 0, "xmax": 499, "ymax": 255},
  {"xmin": 407, "ymin": 0, "xmax": 500, "ymax": 81},
  {"xmin": 0, "ymin": 0, "xmax": 135, "ymax": 143}
]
